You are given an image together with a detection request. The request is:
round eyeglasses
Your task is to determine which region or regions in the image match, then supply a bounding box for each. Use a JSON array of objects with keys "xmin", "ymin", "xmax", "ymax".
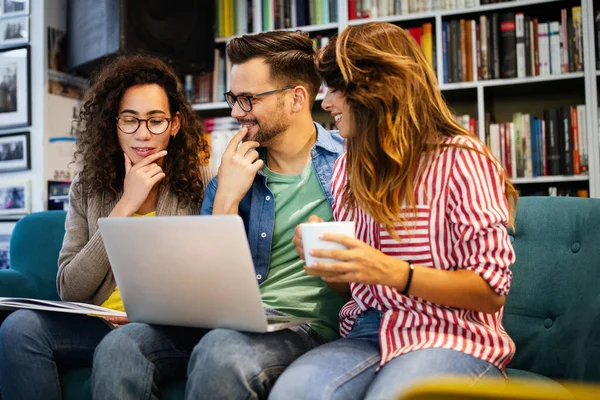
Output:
[
  {"xmin": 224, "ymin": 85, "xmax": 294, "ymax": 112},
  {"xmin": 116, "ymin": 116, "xmax": 173, "ymax": 135}
]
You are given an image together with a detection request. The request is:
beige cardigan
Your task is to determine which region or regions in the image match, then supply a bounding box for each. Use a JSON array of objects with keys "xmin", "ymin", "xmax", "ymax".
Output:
[{"xmin": 56, "ymin": 166, "xmax": 213, "ymax": 305}]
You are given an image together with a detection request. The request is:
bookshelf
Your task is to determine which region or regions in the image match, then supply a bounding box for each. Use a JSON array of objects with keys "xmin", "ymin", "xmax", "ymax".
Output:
[
  {"xmin": 588, "ymin": 0, "xmax": 600, "ymax": 198},
  {"xmin": 197, "ymin": 0, "xmax": 600, "ymax": 198}
]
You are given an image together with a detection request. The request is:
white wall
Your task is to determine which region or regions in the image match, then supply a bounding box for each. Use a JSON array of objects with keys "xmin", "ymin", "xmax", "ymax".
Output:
[{"xmin": 44, "ymin": 0, "xmax": 81, "ymax": 197}]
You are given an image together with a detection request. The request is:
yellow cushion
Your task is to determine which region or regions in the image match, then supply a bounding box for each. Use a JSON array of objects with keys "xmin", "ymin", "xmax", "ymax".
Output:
[{"xmin": 399, "ymin": 377, "xmax": 600, "ymax": 400}]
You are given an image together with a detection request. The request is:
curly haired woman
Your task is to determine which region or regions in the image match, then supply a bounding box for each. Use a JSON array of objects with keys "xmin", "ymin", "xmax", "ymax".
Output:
[
  {"xmin": 271, "ymin": 22, "xmax": 518, "ymax": 400},
  {"xmin": 0, "ymin": 54, "xmax": 212, "ymax": 399}
]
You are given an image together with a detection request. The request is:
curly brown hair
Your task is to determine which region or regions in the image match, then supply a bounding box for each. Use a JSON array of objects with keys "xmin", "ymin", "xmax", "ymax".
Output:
[{"xmin": 73, "ymin": 54, "xmax": 209, "ymax": 207}]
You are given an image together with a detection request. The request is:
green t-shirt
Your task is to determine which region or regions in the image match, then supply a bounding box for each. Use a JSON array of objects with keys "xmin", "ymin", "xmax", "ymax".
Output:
[{"xmin": 260, "ymin": 162, "xmax": 346, "ymax": 341}]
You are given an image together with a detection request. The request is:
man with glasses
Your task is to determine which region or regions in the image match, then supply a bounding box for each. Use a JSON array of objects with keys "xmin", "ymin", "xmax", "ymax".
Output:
[{"xmin": 94, "ymin": 30, "xmax": 347, "ymax": 399}]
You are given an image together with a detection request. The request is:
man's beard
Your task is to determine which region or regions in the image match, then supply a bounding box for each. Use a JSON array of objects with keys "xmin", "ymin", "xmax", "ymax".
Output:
[
  {"xmin": 253, "ymin": 117, "xmax": 288, "ymax": 144},
  {"xmin": 242, "ymin": 104, "xmax": 290, "ymax": 145}
]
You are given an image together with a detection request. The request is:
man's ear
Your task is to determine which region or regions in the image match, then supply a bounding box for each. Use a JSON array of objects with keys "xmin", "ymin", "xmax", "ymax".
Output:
[{"xmin": 291, "ymin": 86, "xmax": 309, "ymax": 113}]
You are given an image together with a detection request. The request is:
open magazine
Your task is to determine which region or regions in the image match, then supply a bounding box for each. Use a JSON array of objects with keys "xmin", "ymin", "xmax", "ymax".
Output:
[{"xmin": 0, "ymin": 297, "xmax": 126, "ymax": 317}]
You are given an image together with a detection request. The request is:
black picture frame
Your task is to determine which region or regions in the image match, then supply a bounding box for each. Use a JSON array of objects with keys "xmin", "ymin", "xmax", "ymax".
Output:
[
  {"xmin": 0, "ymin": 130, "xmax": 29, "ymax": 172},
  {"xmin": 0, "ymin": 45, "xmax": 30, "ymax": 129}
]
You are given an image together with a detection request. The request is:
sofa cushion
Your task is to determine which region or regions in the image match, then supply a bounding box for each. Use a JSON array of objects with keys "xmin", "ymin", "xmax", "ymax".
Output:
[
  {"xmin": 59, "ymin": 368, "xmax": 186, "ymax": 399},
  {"xmin": 504, "ymin": 197, "xmax": 600, "ymax": 382},
  {"xmin": 506, "ymin": 368, "xmax": 564, "ymax": 384},
  {"xmin": 9, "ymin": 211, "xmax": 66, "ymax": 300},
  {"xmin": 60, "ymin": 368, "xmax": 91, "ymax": 400}
]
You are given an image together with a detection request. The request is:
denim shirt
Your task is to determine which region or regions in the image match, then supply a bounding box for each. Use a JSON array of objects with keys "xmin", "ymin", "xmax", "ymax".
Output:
[{"xmin": 200, "ymin": 122, "xmax": 344, "ymax": 284}]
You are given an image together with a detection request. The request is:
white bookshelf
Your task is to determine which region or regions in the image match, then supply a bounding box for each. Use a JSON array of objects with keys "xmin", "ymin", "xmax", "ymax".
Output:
[
  {"xmin": 201, "ymin": 0, "xmax": 600, "ymax": 198},
  {"xmin": 296, "ymin": 23, "xmax": 339, "ymax": 32},
  {"xmin": 440, "ymin": 72, "xmax": 585, "ymax": 91},
  {"xmin": 583, "ymin": 0, "xmax": 600, "ymax": 198}
]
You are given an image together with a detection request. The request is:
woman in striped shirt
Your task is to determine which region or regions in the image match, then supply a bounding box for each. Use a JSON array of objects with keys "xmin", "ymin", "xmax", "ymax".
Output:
[{"xmin": 270, "ymin": 22, "xmax": 518, "ymax": 400}]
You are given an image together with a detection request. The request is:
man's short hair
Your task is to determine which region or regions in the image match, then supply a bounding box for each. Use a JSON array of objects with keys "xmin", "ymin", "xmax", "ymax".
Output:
[{"xmin": 227, "ymin": 30, "xmax": 322, "ymax": 105}]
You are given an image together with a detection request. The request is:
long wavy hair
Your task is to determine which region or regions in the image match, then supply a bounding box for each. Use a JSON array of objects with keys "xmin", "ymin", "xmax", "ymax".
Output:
[
  {"xmin": 317, "ymin": 22, "xmax": 518, "ymax": 235},
  {"xmin": 73, "ymin": 54, "xmax": 209, "ymax": 207}
]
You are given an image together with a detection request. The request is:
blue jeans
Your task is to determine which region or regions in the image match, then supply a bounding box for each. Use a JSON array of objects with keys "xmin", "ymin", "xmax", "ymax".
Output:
[
  {"xmin": 92, "ymin": 315, "xmax": 325, "ymax": 399},
  {"xmin": 0, "ymin": 309, "xmax": 113, "ymax": 400},
  {"xmin": 270, "ymin": 308, "xmax": 503, "ymax": 400}
]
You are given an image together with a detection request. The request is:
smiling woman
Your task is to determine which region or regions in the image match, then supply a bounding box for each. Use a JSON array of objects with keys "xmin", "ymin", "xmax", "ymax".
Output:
[{"xmin": 0, "ymin": 54, "xmax": 214, "ymax": 399}]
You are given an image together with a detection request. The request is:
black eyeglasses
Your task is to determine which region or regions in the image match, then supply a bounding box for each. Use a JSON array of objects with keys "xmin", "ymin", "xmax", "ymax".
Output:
[
  {"xmin": 224, "ymin": 85, "xmax": 294, "ymax": 112},
  {"xmin": 116, "ymin": 116, "xmax": 173, "ymax": 135}
]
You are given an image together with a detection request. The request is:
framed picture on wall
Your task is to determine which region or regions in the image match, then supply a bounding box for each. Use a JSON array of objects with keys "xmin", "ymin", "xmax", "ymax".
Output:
[
  {"xmin": 0, "ymin": 0, "xmax": 29, "ymax": 17},
  {"xmin": 0, "ymin": 221, "xmax": 14, "ymax": 269},
  {"xmin": 0, "ymin": 46, "xmax": 29, "ymax": 128},
  {"xmin": 0, "ymin": 16, "xmax": 28, "ymax": 45},
  {"xmin": 0, "ymin": 180, "xmax": 29, "ymax": 215},
  {"xmin": 48, "ymin": 180, "xmax": 71, "ymax": 211},
  {"xmin": 0, "ymin": 131, "xmax": 29, "ymax": 172}
]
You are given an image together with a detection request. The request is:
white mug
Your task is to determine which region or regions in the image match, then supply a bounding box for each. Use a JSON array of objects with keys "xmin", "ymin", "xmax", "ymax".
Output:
[{"xmin": 301, "ymin": 221, "xmax": 355, "ymax": 266}]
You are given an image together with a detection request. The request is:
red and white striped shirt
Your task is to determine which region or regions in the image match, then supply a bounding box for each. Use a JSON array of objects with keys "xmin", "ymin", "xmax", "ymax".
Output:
[{"xmin": 333, "ymin": 135, "xmax": 516, "ymax": 371}]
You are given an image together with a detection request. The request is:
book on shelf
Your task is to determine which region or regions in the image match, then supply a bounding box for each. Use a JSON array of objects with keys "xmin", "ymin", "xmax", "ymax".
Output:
[
  {"xmin": 454, "ymin": 113, "xmax": 478, "ymax": 136},
  {"xmin": 558, "ymin": 105, "xmax": 574, "ymax": 176},
  {"xmin": 516, "ymin": 12, "xmax": 526, "ymax": 78},
  {"xmin": 543, "ymin": 108, "xmax": 561, "ymax": 176},
  {"xmin": 443, "ymin": 6, "xmax": 584, "ymax": 84},
  {"xmin": 348, "ymin": 0, "xmax": 483, "ymax": 19},
  {"xmin": 486, "ymin": 105, "xmax": 588, "ymax": 180},
  {"xmin": 549, "ymin": 21, "xmax": 561, "ymax": 76},
  {"xmin": 185, "ymin": 47, "xmax": 227, "ymax": 105},
  {"xmin": 500, "ymin": 12, "xmax": 516, "ymax": 79},
  {"xmin": 216, "ymin": 0, "xmax": 339, "ymax": 36},
  {"xmin": 0, "ymin": 297, "xmax": 126, "ymax": 317}
]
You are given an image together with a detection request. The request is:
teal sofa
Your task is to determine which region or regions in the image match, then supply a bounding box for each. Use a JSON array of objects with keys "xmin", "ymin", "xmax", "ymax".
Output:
[
  {"xmin": 503, "ymin": 197, "xmax": 600, "ymax": 382},
  {"xmin": 0, "ymin": 197, "xmax": 599, "ymax": 398}
]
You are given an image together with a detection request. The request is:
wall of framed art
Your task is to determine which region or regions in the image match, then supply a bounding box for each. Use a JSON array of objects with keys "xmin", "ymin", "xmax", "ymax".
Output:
[{"xmin": 0, "ymin": 0, "xmax": 41, "ymax": 227}]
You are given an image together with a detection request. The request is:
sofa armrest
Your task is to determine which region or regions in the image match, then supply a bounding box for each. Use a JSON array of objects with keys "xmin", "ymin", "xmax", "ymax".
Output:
[{"xmin": 0, "ymin": 269, "xmax": 37, "ymax": 298}]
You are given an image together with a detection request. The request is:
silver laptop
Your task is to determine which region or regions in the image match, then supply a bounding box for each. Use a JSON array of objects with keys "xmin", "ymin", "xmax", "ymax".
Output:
[{"xmin": 97, "ymin": 215, "xmax": 316, "ymax": 333}]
